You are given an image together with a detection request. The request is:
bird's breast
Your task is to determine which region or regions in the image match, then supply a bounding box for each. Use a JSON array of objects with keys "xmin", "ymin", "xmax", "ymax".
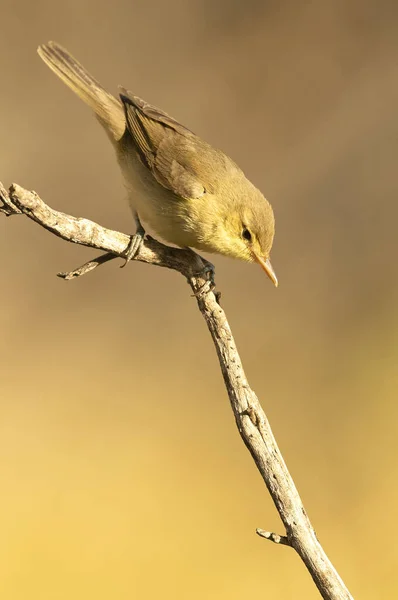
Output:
[{"xmin": 117, "ymin": 145, "xmax": 203, "ymax": 248}]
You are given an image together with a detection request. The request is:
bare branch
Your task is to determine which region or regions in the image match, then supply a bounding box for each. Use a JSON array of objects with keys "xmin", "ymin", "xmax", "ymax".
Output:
[
  {"xmin": 57, "ymin": 252, "xmax": 118, "ymax": 279},
  {"xmin": 1, "ymin": 181, "xmax": 353, "ymax": 600}
]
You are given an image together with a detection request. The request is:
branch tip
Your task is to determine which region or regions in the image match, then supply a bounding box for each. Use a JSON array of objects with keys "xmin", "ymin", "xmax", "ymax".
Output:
[
  {"xmin": 57, "ymin": 252, "xmax": 118, "ymax": 280},
  {"xmin": 0, "ymin": 181, "xmax": 22, "ymax": 215},
  {"xmin": 256, "ymin": 528, "xmax": 291, "ymax": 546}
]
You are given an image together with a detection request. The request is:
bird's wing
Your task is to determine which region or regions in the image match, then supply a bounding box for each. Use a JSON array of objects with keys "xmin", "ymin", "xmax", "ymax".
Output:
[{"xmin": 120, "ymin": 89, "xmax": 212, "ymax": 199}]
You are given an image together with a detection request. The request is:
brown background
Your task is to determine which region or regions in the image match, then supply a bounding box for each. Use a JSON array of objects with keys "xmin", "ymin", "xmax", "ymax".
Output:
[{"xmin": 1, "ymin": 1, "xmax": 398, "ymax": 598}]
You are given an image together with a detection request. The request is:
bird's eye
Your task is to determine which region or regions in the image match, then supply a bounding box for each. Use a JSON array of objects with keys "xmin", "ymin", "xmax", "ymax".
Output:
[{"xmin": 242, "ymin": 227, "xmax": 252, "ymax": 242}]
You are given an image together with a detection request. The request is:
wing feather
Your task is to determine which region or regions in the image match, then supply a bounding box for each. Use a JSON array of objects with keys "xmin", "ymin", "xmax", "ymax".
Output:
[{"xmin": 120, "ymin": 89, "xmax": 206, "ymax": 199}]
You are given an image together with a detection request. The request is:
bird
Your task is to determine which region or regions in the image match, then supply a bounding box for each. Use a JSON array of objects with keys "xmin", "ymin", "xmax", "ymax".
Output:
[{"xmin": 37, "ymin": 42, "xmax": 278, "ymax": 286}]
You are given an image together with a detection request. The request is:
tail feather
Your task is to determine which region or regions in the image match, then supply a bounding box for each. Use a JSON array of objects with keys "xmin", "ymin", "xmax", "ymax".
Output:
[{"xmin": 37, "ymin": 41, "xmax": 125, "ymax": 141}]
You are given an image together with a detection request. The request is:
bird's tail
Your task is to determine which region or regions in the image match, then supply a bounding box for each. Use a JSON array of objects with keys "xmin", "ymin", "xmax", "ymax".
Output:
[{"xmin": 37, "ymin": 41, "xmax": 125, "ymax": 142}]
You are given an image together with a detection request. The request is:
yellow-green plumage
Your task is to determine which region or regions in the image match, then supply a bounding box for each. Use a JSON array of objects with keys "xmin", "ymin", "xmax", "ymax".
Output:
[{"xmin": 37, "ymin": 41, "xmax": 277, "ymax": 285}]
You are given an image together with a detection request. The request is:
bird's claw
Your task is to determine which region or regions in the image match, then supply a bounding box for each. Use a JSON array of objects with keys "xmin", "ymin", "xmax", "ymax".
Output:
[
  {"xmin": 191, "ymin": 260, "xmax": 218, "ymax": 298},
  {"xmin": 120, "ymin": 225, "xmax": 146, "ymax": 268},
  {"xmin": 200, "ymin": 261, "xmax": 216, "ymax": 286}
]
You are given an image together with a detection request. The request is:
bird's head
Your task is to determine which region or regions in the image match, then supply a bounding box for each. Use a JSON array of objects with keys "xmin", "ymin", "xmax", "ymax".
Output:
[{"xmin": 209, "ymin": 188, "xmax": 277, "ymax": 286}]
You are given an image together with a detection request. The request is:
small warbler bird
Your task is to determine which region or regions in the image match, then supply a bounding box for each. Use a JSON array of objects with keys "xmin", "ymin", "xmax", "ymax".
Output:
[{"xmin": 38, "ymin": 42, "xmax": 278, "ymax": 286}]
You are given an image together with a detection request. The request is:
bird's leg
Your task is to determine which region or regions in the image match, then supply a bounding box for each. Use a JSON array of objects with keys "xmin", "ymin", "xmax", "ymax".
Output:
[
  {"xmin": 184, "ymin": 248, "xmax": 217, "ymax": 295},
  {"xmin": 191, "ymin": 259, "xmax": 218, "ymax": 299},
  {"xmin": 200, "ymin": 260, "xmax": 216, "ymax": 287},
  {"xmin": 121, "ymin": 212, "xmax": 146, "ymax": 268},
  {"xmin": 184, "ymin": 248, "xmax": 215, "ymax": 282}
]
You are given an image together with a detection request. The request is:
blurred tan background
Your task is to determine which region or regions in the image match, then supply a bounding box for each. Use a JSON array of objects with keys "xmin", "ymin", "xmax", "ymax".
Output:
[{"xmin": 1, "ymin": 1, "xmax": 398, "ymax": 598}]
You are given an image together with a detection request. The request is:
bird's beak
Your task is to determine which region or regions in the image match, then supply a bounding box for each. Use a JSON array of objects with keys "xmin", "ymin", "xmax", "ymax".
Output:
[{"xmin": 253, "ymin": 254, "xmax": 278, "ymax": 287}]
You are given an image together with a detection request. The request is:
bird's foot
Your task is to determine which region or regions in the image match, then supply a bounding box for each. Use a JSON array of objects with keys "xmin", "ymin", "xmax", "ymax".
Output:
[
  {"xmin": 199, "ymin": 261, "xmax": 216, "ymax": 288},
  {"xmin": 120, "ymin": 223, "xmax": 146, "ymax": 268},
  {"xmin": 190, "ymin": 255, "xmax": 218, "ymax": 298}
]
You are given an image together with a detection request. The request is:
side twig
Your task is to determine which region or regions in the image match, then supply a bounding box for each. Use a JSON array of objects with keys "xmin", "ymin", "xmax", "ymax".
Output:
[{"xmin": 0, "ymin": 181, "xmax": 353, "ymax": 600}]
